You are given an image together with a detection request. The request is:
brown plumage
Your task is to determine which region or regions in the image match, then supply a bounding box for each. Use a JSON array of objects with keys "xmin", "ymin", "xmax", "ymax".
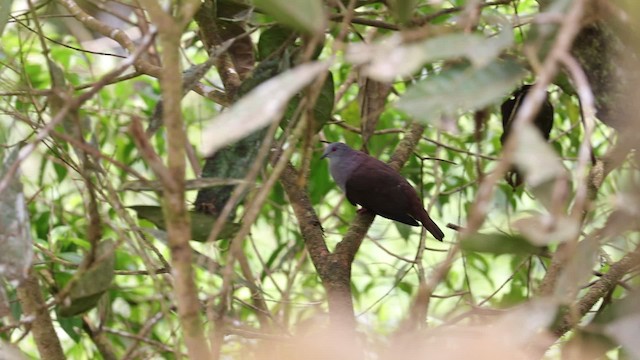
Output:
[{"xmin": 321, "ymin": 142, "xmax": 444, "ymax": 241}]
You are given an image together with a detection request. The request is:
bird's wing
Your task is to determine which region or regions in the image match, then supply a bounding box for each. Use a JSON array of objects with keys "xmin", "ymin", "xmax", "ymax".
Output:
[{"xmin": 345, "ymin": 160, "xmax": 420, "ymax": 226}]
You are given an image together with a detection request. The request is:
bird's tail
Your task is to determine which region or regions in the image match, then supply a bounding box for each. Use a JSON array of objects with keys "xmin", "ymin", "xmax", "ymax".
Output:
[{"xmin": 419, "ymin": 210, "xmax": 444, "ymax": 241}]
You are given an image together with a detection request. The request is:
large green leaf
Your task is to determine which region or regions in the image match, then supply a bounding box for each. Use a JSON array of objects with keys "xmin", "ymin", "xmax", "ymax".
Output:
[
  {"xmin": 58, "ymin": 240, "xmax": 115, "ymax": 317},
  {"xmin": 258, "ymin": 25, "xmax": 296, "ymax": 60},
  {"xmin": 349, "ymin": 15, "xmax": 513, "ymax": 81},
  {"xmin": 253, "ymin": 0, "xmax": 325, "ymax": 35},
  {"xmin": 397, "ymin": 60, "xmax": 525, "ymax": 123}
]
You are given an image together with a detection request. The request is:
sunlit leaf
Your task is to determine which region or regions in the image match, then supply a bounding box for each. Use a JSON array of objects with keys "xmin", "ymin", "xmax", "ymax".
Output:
[
  {"xmin": 349, "ymin": 16, "xmax": 513, "ymax": 82},
  {"xmin": 397, "ymin": 60, "xmax": 525, "ymax": 123},
  {"xmin": 202, "ymin": 61, "xmax": 331, "ymax": 156}
]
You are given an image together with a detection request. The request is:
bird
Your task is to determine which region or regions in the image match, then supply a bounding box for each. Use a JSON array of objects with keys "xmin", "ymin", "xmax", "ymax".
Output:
[
  {"xmin": 500, "ymin": 84, "xmax": 555, "ymax": 187},
  {"xmin": 321, "ymin": 142, "xmax": 444, "ymax": 241}
]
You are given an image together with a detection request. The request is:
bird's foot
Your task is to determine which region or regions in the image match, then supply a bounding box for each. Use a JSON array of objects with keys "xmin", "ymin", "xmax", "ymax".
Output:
[{"xmin": 357, "ymin": 208, "xmax": 370, "ymax": 214}]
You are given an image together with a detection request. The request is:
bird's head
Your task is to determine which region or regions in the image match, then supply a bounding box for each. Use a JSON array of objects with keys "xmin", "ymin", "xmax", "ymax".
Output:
[{"xmin": 321, "ymin": 142, "xmax": 352, "ymax": 160}]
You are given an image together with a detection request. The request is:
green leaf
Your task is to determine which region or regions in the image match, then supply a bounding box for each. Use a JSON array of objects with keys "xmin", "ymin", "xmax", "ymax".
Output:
[
  {"xmin": 258, "ymin": 25, "xmax": 295, "ymax": 60},
  {"xmin": 394, "ymin": 222, "xmax": 412, "ymax": 241},
  {"xmin": 53, "ymin": 162, "xmax": 68, "ymax": 182},
  {"xmin": 58, "ymin": 240, "xmax": 115, "ymax": 317},
  {"xmin": 309, "ymin": 155, "xmax": 332, "ymax": 205},
  {"xmin": 253, "ymin": 0, "xmax": 325, "ymax": 35},
  {"xmin": 57, "ymin": 315, "xmax": 83, "ymax": 342},
  {"xmin": 129, "ymin": 205, "xmax": 240, "ymax": 242},
  {"xmin": 461, "ymin": 233, "xmax": 545, "ymax": 256},
  {"xmin": 313, "ymin": 71, "xmax": 335, "ymax": 132},
  {"xmin": 397, "ymin": 60, "xmax": 525, "ymax": 123},
  {"xmin": 398, "ymin": 281, "xmax": 413, "ymax": 295},
  {"xmin": 387, "ymin": 0, "xmax": 416, "ymax": 24}
]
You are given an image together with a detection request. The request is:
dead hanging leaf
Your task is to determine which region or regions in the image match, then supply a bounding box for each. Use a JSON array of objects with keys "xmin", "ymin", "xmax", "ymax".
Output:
[
  {"xmin": 512, "ymin": 123, "xmax": 567, "ymax": 187},
  {"xmin": 589, "ymin": 291, "xmax": 640, "ymax": 358},
  {"xmin": 495, "ymin": 298, "xmax": 558, "ymax": 345},
  {"xmin": 202, "ymin": 61, "xmax": 331, "ymax": 156},
  {"xmin": 130, "ymin": 205, "xmax": 240, "ymax": 242},
  {"xmin": 0, "ymin": 145, "xmax": 33, "ymax": 285},
  {"xmin": 58, "ymin": 240, "xmax": 115, "ymax": 317},
  {"xmin": 513, "ymin": 214, "xmax": 580, "ymax": 246},
  {"xmin": 604, "ymin": 314, "xmax": 640, "ymax": 359},
  {"xmin": 553, "ymin": 236, "xmax": 600, "ymax": 303}
]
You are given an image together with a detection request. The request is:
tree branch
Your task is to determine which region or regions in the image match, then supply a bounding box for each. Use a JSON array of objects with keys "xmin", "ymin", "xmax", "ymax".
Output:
[{"xmin": 17, "ymin": 272, "xmax": 65, "ymax": 360}]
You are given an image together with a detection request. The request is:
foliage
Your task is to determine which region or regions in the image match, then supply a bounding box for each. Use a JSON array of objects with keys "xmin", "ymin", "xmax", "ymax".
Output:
[{"xmin": 0, "ymin": 0, "xmax": 639, "ymax": 359}]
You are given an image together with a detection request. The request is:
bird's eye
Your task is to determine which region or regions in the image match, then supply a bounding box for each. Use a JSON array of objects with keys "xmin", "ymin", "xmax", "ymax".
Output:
[{"xmin": 331, "ymin": 148, "xmax": 337, "ymax": 152}]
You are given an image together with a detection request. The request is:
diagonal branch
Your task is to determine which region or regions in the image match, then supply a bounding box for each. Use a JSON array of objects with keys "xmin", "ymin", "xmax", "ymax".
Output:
[{"xmin": 554, "ymin": 246, "xmax": 640, "ymax": 337}]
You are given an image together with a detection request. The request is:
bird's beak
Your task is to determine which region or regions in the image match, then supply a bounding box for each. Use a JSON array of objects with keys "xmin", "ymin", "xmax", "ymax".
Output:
[{"xmin": 320, "ymin": 149, "xmax": 329, "ymax": 159}]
